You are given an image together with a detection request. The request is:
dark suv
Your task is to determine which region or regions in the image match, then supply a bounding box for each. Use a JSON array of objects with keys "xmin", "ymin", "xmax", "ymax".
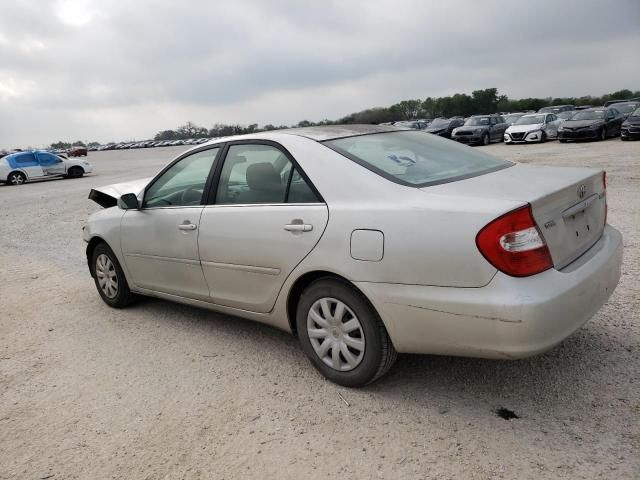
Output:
[{"xmin": 451, "ymin": 115, "xmax": 508, "ymax": 146}]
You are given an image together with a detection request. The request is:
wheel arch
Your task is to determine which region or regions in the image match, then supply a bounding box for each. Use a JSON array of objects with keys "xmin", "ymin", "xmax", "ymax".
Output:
[
  {"xmin": 286, "ymin": 270, "xmax": 375, "ymax": 337},
  {"xmin": 86, "ymin": 236, "xmax": 108, "ymax": 277},
  {"xmin": 6, "ymin": 170, "xmax": 27, "ymax": 183}
]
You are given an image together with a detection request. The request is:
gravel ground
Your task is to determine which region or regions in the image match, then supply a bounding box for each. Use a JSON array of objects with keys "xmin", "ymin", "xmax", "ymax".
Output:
[{"xmin": 0, "ymin": 139, "xmax": 638, "ymax": 479}]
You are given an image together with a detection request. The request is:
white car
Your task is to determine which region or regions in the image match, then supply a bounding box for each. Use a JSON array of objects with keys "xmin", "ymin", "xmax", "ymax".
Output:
[
  {"xmin": 83, "ymin": 125, "xmax": 622, "ymax": 386},
  {"xmin": 504, "ymin": 113, "xmax": 562, "ymax": 143},
  {"xmin": 0, "ymin": 150, "xmax": 93, "ymax": 185}
]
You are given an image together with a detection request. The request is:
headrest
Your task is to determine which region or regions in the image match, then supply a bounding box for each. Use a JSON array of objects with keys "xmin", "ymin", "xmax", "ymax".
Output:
[{"xmin": 246, "ymin": 162, "xmax": 281, "ymax": 191}]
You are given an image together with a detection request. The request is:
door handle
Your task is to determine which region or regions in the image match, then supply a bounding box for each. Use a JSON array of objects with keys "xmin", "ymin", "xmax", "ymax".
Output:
[
  {"xmin": 178, "ymin": 222, "xmax": 197, "ymax": 231},
  {"xmin": 284, "ymin": 223, "xmax": 313, "ymax": 232}
]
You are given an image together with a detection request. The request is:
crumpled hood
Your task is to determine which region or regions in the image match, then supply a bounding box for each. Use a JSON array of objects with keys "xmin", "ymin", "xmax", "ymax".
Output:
[
  {"xmin": 505, "ymin": 123, "xmax": 543, "ymax": 134},
  {"xmin": 88, "ymin": 177, "xmax": 151, "ymax": 208}
]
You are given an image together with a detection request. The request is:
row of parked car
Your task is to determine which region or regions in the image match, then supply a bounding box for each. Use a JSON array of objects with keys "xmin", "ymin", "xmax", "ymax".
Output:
[
  {"xmin": 92, "ymin": 137, "xmax": 212, "ymax": 152},
  {"xmin": 384, "ymin": 99, "xmax": 640, "ymax": 145}
]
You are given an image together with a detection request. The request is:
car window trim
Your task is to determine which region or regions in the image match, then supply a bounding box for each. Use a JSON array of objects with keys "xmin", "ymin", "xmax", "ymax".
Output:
[
  {"xmin": 141, "ymin": 145, "xmax": 223, "ymax": 210},
  {"xmin": 204, "ymin": 139, "xmax": 325, "ymax": 206}
]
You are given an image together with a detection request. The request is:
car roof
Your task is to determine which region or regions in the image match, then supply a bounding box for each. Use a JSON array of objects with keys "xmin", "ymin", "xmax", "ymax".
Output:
[{"xmin": 276, "ymin": 124, "xmax": 409, "ymax": 141}]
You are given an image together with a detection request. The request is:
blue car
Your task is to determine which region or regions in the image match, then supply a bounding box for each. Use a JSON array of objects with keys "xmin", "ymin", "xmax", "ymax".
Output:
[{"xmin": 0, "ymin": 150, "xmax": 93, "ymax": 185}]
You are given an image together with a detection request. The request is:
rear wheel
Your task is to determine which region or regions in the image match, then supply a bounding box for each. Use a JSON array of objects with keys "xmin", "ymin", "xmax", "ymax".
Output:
[
  {"xmin": 91, "ymin": 242, "xmax": 135, "ymax": 308},
  {"xmin": 559, "ymin": 139, "xmax": 568, "ymax": 143},
  {"xmin": 7, "ymin": 171, "xmax": 26, "ymax": 185},
  {"xmin": 296, "ymin": 278, "xmax": 396, "ymax": 387}
]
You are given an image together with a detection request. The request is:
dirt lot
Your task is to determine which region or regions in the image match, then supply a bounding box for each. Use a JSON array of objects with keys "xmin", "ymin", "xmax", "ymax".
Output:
[{"xmin": 1, "ymin": 139, "xmax": 638, "ymax": 479}]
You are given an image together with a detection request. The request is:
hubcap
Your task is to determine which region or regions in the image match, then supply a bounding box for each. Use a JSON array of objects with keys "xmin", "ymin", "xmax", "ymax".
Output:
[
  {"xmin": 307, "ymin": 297, "xmax": 365, "ymax": 372},
  {"xmin": 11, "ymin": 174, "xmax": 24, "ymax": 185},
  {"xmin": 95, "ymin": 254, "xmax": 118, "ymax": 299}
]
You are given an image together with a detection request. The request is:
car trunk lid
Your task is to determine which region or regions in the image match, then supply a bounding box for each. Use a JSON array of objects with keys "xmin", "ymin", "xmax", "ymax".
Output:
[{"xmin": 423, "ymin": 163, "xmax": 606, "ymax": 270}]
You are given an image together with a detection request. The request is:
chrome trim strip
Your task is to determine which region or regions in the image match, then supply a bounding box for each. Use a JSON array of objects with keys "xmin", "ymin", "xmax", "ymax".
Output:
[
  {"xmin": 125, "ymin": 253, "xmax": 201, "ymax": 265},
  {"xmin": 200, "ymin": 260, "xmax": 281, "ymax": 276}
]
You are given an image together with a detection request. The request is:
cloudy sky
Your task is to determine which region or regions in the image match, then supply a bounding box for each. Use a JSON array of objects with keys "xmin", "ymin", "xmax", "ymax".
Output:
[{"xmin": 1, "ymin": 0, "xmax": 639, "ymax": 148}]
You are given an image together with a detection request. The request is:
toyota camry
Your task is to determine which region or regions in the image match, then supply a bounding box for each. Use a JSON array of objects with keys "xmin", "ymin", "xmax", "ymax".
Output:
[{"xmin": 83, "ymin": 125, "xmax": 622, "ymax": 387}]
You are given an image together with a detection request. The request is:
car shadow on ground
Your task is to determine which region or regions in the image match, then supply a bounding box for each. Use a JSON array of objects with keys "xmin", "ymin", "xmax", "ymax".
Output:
[{"xmin": 126, "ymin": 295, "xmax": 626, "ymax": 414}]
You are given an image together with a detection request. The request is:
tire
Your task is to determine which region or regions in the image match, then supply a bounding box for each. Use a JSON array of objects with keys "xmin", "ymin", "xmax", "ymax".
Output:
[
  {"xmin": 482, "ymin": 133, "xmax": 490, "ymax": 146},
  {"xmin": 67, "ymin": 166, "xmax": 84, "ymax": 178},
  {"xmin": 559, "ymin": 139, "xmax": 568, "ymax": 143},
  {"xmin": 91, "ymin": 242, "xmax": 135, "ymax": 308},
  {"xmin": 7, "ymin": 171, "xmax": 26, "ymax": 185},
  {"xmin": 296, "ymin": 278, "xmax": 397, "ymax": 387},
  {"xmin": 540, "ymin": 131, "xmax": 547, "ymax": 143},
  {"xmin": 621, "ymin": 136, "xmax": 628, "ymax": 141},
  {"xmin": 599, "ymin": 128, "xmax": 606, "ymax": 141}
]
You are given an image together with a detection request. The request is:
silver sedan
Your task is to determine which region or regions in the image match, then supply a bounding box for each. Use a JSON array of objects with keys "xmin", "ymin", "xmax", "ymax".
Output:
[{"xmin": 83, "ymin": 125, "xmax": 622, "ymax": 386}]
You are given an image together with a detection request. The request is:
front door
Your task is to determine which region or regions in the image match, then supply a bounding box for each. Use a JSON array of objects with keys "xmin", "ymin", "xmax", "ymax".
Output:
[
  {"xmin": 198, "ymin": 142, "xmax": 328, "ymax": 313},
  {"xmin": 36, "ymin": 152, "xmax": 66, "ymax": 176},
  {"xmin": 120, "ymin": 147, "xmax": 220, "ymax": 299}
]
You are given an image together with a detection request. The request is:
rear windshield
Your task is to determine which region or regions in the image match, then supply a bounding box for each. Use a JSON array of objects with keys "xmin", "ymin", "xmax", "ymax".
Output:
[{"xmin": 324, "ymin": 131, "xmax": 512, "ymax": 187}]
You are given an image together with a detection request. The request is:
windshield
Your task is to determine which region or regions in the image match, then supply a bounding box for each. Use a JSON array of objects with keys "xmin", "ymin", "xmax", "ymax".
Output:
[
  {"xmin": 571, "ymin": 110, "xmax": 605, "ymax": 121},
  {"xmin": 324, "ymin": 131, "xmax": 511, "ymax": 187},
  {"xmin": 557, "ymin": 111, "xmax": 575, "ymax": 120},
  {"xmin": 515, "ymin": 115, "xmax": 545, "ymax": 125},
  {"xmin": 630, "ymin": 107, "xmax": 640, "ymax": 117},
  {"xmin": 504, "ymin": 114, "xmax": 524, "ymax": 124},
  {"xmin": 428, "ymin": 118, "xmax": 450, "ymax": 128},
  {"xmin": 465, "ymin": 117, "xmax": 491, "ymax": 126},
  {"xmin": 614, "ymin": 103, "xmax": 637, "ymax": 114}
]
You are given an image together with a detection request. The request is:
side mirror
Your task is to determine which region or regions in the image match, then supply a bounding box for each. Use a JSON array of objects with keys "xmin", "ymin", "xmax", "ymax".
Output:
[{"xmin": 118, "ymin": 193, "xmax": 139, "ymax": 210}]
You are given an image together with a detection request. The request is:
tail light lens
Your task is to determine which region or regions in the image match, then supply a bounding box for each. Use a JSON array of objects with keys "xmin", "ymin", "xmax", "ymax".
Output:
[{"xmin": 476, "ymin": 204, "xmax": 553, "ymax": 277}]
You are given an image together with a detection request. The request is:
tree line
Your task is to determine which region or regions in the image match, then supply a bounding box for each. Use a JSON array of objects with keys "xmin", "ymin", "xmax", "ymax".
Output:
[{"xmin": 50, "ymin": 88, "xmax": 639, "ymax": 147}]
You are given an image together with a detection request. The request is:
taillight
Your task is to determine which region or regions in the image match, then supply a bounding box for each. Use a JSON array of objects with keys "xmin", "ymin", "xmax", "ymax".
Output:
[{"xmin": 476, "ymin": 204, "xmax": 553, "ymax": 277}]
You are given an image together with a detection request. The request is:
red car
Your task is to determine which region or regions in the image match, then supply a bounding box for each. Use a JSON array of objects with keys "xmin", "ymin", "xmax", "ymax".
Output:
[{"xmin": 67, "ymin": 146, "xmax": 88, "ymax": 157}]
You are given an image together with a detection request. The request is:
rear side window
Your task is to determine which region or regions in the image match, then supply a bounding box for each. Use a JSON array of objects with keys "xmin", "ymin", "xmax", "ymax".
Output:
[
  {"xmin": 13, "ymin": 152, "xmax": 38, "ymax": 166},
  {"xmin": 215, "ymin": 144, "xmax": 320, "ymax": 204},
  {"xmin": 324, "ymin": 131, "xmax": 512, "ymax": 187}
]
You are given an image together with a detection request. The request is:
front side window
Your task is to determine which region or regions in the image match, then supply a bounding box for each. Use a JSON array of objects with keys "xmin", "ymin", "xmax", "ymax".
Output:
[
  {"xmin": 215, "ymin": 144, "xmax": 319, "ymax": 204},
  {"xmin": 144, "ymin": 148, "xmax": 218, "ymax": 208},
  {"xmin": 37, "ymin": 152, "xmax": 60, "ymax": 166},
  {"xmin": 325, "ymin": 131, "xmax": 511, "ymax": 187}
]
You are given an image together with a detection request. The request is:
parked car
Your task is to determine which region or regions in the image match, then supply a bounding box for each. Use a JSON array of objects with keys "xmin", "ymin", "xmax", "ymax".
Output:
[
  {"xmin": 451, "ymin": 115, "xmax": 508, "ymax": 145},
  {"xmin": 607, "ymin": 101, "xmax": 639, "ymax": 120},
  {"xmin": 68, "ymin": 146, "xmax": 88, "ymax": 157},
  {"xmin": 424, "ymin": 117, "xmax": 465, "ymax": 138},
  {"xmin": 504, "ymin": 113, "xmax": 561, "ymax": 144},
  {"xmin": 393, "ymin": 120, "xmax": 430, "ymax": 130},
  {"xmin": 503, "ymin": 113, "xmax": 526, "ymax": 126},
  {"xmin": 558, "ymin": 107, "xmax": 624, "ymax": 142},
  {"xmin": 538, "ymin": 105, "xmax": 575, "ymax": 114},
  {"xmin": 621, "ymin": 107, "xmax": 640, "ymax": 140},
  {"xmin": 82, "ymin": 125, "xmax": 622, "ymax": 386},
  {"xmin": 1, "ymin": 150, "xmax": 93, "ymax": 185},
  {"xmin": 604, "ymin": 97, "xmax": 640, "ymax": 107}
]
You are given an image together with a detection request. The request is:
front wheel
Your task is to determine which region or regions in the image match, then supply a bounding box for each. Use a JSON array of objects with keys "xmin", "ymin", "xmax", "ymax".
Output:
[
  {"xmin": 7, "ymin": 171, "xmax": 26, "ymax": 185},
  {"xmin": 67, "ymin": 166, "xmax": 84, "ymax": 178},
  {"xmin": 540, "ymin": 131, "xmax": 547, "ymax": 143},
  {"xmin": 599, "ymin": 128, "xmax": 607, "ymax": 141},
  {"xmin": 91, "ymin": 243, "xmax": 135, "ymax": 308},
  {"xmin": 559, "ymin": 139, "xmax": 568, "ymax": 143},
  {"xmin": 481, "ymin": 133, "xmax": 490, "ymax": 146},
  {"xmin": 296, "ymin": 278, "xmax": 397, "ymax": 387}
]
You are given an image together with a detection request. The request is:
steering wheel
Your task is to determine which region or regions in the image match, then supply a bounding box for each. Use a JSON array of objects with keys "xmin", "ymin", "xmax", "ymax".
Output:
[{"xmin": 180, "ymin": 186, "xmax": 204, "ymax": 205}]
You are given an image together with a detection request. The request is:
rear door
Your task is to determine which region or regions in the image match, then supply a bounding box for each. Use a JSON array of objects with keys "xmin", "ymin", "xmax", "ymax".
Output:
[
  {"xmin": 11, "ymin": 152, "xmax": 43, "ymax": 178},
  {"xmin": 198, "ymin": 141, "xmax": 328, "ymax": 313}
]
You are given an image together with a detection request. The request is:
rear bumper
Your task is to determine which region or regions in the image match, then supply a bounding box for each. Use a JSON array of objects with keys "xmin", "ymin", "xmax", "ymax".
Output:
[{"xmin": 356, "ymin": 225, "xmax": 623, "ymax": 359}]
